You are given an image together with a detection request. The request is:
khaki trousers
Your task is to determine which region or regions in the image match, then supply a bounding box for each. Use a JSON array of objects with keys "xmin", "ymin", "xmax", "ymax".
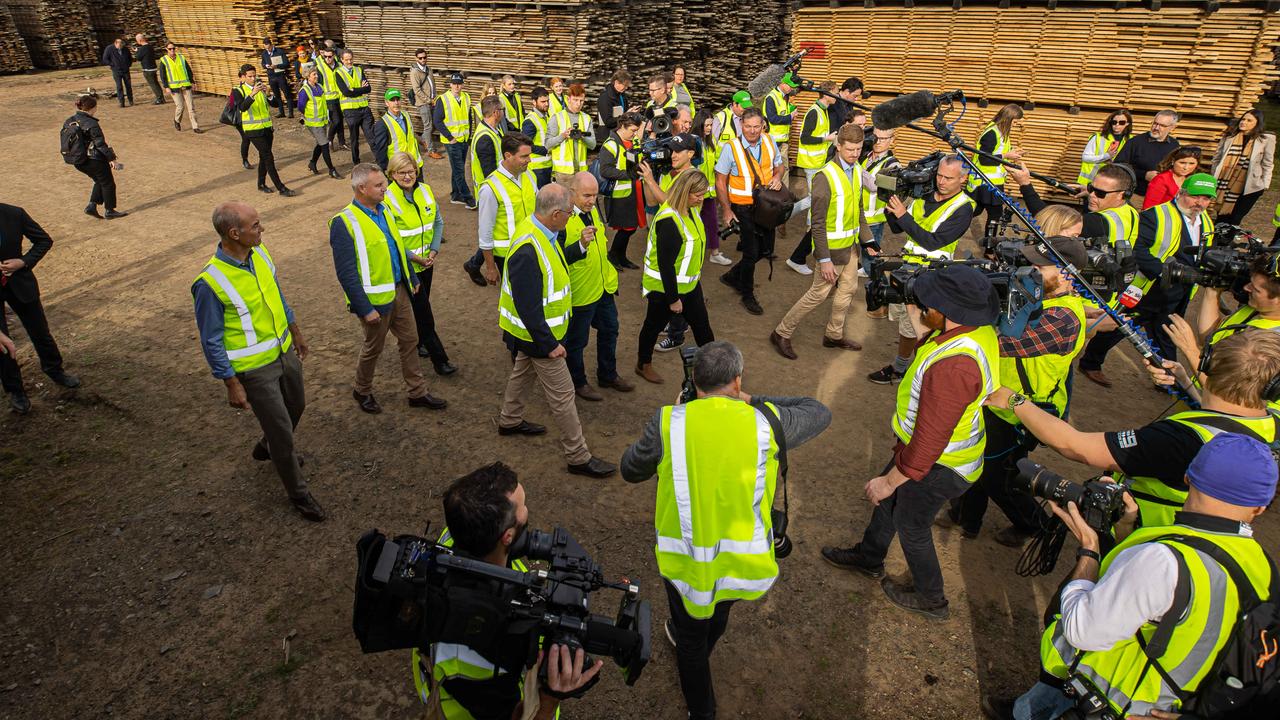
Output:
[
  {"xmin": 354, "ymin": 285, "xmax": 429, "ymax": 398},
  {"xmin": 172, "ymin": 88, "xmax": 198, "ymax": 129},
  {"xmin": 240, "ymin": 348, "xmax": 307, "ymax": 500},
  {"xmin": 499, "ymin": 351, "xmax": 591, "ymax": 465},
  {"xmin": 775, "ymin": 260, "xmax": 861, "ymax": 340}
]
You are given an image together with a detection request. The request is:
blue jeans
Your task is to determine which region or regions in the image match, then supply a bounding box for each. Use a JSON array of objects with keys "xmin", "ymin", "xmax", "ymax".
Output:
[
  {"xmin": 1014, "ymin": 682, "xmax": 1074, "ymax": 720},
  {"xmin": 563, "ymin": 294, "xmax": 620, "ymax": 388},
  {"xmin": 445, "ymin": 143, "xmax": 472, "ymax": 203}
]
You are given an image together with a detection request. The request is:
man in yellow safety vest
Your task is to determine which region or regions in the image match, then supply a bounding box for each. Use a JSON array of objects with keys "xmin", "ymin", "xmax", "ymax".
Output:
[
  {"xmin": 372, "ymin": 89, "xmax": 422, "ymax": 173},
  {"xmin": 192, "ymin": 201, "xmax": 324, "ymax": 521},
  {"xmin": 622, "ymin": 340, "xmax": 831, "ymax": 720},
  {"xmin": 334, "ymin": 50, "xmax": 376, "ymax": 165}
]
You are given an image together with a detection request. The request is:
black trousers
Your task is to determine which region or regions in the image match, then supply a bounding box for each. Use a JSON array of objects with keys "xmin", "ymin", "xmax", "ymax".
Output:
[
  {"xmin": 235, "ymin": 125, "xmax": 252, "ymax": 164},
  {"xmin": 637, "ymin": 283, "xmax": 713, "ymax": 366},
  {"xmin": 344, "ymin": 107, "xmax": 376, "ymax": 164},
  {"xmin": 952, "ymin": 411, "xmax": 1045, "ymax": 535},
  {"xmin": 74, "ymin": 159, "xmax": 117, "ymax": 210},
  {"xmin": 788, "ymin": 230, "xmax": 812, "ymax": 265},
  {"xmin": 112, "ymin": 70, "xmax": 133, "ymax": 104},
  {"xmin": 268, "ymin": 76, "xmax": 292, "ymax": 116},
  {"xmin": 856, "ymin": 459, "xmax": 971, "ymax": 605},
  {"xmin": 248, "ymin": 131, "xmax": 286, "ymax": 190},
  {"xmin": 608, "ymin": 228, "xmax": 635, "ymax": 263},
  {"xmin": 409, "ymin": 266, "xmax": 449, "ymax": 365},
  {"xmin": 533, "ymin": 168, "xmax": 553, "ymax": 189},
  {"xmin": 464, "ymin": 249, "xmax": 505, "ymax": 279},
  {"xmin": 0, "ymin": 293, "xmax": 65, "ymax": 394},
  {"xmin": 326, "ymin": 99, "xmax": 346, "ymax": 145},
  {"xmin": 722, "ymin": 204, "xmax": 775, "ymax": 299},
  {"xmin": 664, "ymin": 580, "xmax": 735, "ymax": 720}
]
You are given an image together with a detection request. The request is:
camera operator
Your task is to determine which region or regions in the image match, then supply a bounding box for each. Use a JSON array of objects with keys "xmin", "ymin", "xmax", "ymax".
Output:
[
  {"xmin": 827, "ymin": 76, "xmax": 863, "ymax": 131},
  {"xmin": 945, "ymin": 237, "xmax": 1090, "ymax": 547},
  {"xmin": 711, "ymin": 90, "xmax": 751, "ymax": 148},
  {"xmin": 860, "ymin": 127, "xmax": 897, "ymax": 299},
  {"xmin": 985, "ymin": 329, "xmax": 1280, "ymax": 530},
  {"xmin": 989, "ymin": 434, "xmax": 1276, "ymax": 720},
  {"xmin": 1164, "ymin": 254, "xmax": 1280, "ymax": 378},
  {"xmin": 771, "ymin": 124, "xmax": 873, "ymax": 359},
  {"xmin": 621, "ymin": 340, "xmax": 831, "ymax": 720},
  {"xmin": 1075, "ymin": 164, "xmax": 1142, "ymax": 388},
  {"xmin": 637, "ymin": 133, "xmax": 697, "ymax": 205},
  {"xmin": 785, "ymin": 81, "xmax": 840, "ymax": 276},
  {"xmin": 867, "ymin": 155, "xmax": 975, "ymax": 384},
  {"xmin": 1114, "ymin": 173, "xmax": 1217, "ymax": 361},
  {"xmin": 546, "ymin": 84, "xmax": 596, "ymax": 184},
  {"xmin": 762, "ymin": 73, "xmax": 799, "ymax": 157},
  {"xmin": 643, "ymin": 73, "xmax": 679, "ymax": 139},
  {"xmin": 716, "ymin": 109, "xmax": 786, "ymax": 316},
  {"xmin": 410, "ymin": 462, "xmax": 603, "ymax": 719},
  {"xmin": 824, "ymin": 265, "xmax": 1001, "ymax": 620}
]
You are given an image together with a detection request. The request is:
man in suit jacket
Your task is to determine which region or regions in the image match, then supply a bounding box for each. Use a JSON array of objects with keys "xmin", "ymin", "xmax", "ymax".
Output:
[{"xmin": 0, "ymin": 204, "xmax": 80, "ymax": 414}]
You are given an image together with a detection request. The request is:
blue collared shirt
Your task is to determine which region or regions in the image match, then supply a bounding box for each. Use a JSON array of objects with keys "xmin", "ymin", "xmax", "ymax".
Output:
[
  {"xmin": 192, "ymin": 245, "xmax": 296, "ymax": 379},
  {"xmin": 353, "ymin": 198, "xmax": 403, "ymax": 284},
  {"xmin": 529, "ymin": 215, "xmax": 565, "ymax": 264}
]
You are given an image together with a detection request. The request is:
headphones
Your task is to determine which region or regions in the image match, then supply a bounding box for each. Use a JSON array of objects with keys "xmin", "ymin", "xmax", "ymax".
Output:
[
  {"xmin": 1109, "ymin": 162, "xmax": 1137, "ymax": 200},
  {"xmin": 1197, "ymin": 323, "xmax": 1280, "ymax": 403}
]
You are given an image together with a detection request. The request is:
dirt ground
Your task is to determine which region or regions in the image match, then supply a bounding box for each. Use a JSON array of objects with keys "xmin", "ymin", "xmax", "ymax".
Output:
[{"xmin": 2, "ymin": 67, "xmax": 1278, "ymax": 720}]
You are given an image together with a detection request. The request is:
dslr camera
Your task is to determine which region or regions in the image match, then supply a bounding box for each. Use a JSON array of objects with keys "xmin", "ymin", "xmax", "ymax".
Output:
[
  {"xmin": 874, "ymin": 150, "xmax": 945, "ymax": 200},
  {"xmin": 1013, "ymin": 459, "xmax": 1130, "ymax": 535},
  {"xmin": 352, "ymin": 524, "xmax": 651, "ymax": 696}
]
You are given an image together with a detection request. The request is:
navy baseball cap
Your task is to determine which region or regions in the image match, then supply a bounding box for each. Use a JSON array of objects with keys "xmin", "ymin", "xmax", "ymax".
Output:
[{"xmin": 1187, "ymin": 434, "xmax": 1278, "ymax": 507}]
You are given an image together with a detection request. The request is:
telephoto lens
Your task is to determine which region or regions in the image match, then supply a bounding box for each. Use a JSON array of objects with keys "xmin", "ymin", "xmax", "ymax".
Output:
[{"xmin": 1014, "ymin": 458, "xmax": 1083, "ymax": 507}]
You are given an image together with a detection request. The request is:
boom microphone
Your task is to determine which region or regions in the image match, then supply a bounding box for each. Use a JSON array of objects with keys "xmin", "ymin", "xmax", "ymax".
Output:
[
  {"xmin": 872, "ymin": 90, "xmax": 965, "ymax": 130},
  {"xmin": 746, "ymin": 49, "xmax": 810, "ymax": 98}
]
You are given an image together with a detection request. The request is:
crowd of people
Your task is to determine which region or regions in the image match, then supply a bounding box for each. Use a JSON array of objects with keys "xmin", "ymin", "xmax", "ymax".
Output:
[{"xmin": 7, "ymin": 38, "xmax": 1277, "ymax": 720}]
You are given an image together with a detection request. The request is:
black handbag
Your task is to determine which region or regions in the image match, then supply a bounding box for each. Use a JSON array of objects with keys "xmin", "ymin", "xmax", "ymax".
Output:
[
  {"xmin": 741, "ymin": 142, "xmax": 795, "ymax": 229},
  {"xmin": 218, "ymin": 90, "xmax": 239, "ymax": 127}
]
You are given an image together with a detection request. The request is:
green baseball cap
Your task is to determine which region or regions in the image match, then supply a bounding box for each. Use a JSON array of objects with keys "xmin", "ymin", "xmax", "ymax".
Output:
[
  {"xmin": 731, "ymin": 90, "xmax": 753, "ymax": 108},
  {"xmin": 1182, "ymin": 172, "xmax": 1216, "ymax": 197},
  {"xmin": 781, "ymin": 72, "xmax": 799, "ymax": 88},
  {"xmin": 384, "ymin": 88, "xmax": 402, "ymax": 101}
]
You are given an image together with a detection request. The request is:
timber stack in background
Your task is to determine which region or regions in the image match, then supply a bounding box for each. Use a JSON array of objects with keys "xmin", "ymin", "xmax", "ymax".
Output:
[
  {"xmin": 0, "ymin": 3, "xmax": 32, "ymax": 73},
  {"xmin": 88, "ymin": 0, "xmax": 167, "ymax": 54},
  {"xmin": 338, "ymin": 0, "xmax": 792, "ymax": 129},
  {"xmin": 155, "ymin": 0, "xmax": 321, "ymax": 96},
  {"xmin": 788, "ymin": 0, "xmax": 1280, "ymax": 199},
  {"xmin": 2, "ymin": 0, "xmax": 96, "ymax": 69}
]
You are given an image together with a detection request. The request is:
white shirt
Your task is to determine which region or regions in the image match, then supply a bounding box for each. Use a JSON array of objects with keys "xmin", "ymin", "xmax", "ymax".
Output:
[
  {"xmin": 477, "ymin": 164, "xmax": 519, "ymax": 251},
  {"xmin": 1059, "ymin": 522, "xmax": 1252, "ymax": 652},
  {"xmin": 1180, "ymin": 209, "xmax": 1203, "ymax": 246}
]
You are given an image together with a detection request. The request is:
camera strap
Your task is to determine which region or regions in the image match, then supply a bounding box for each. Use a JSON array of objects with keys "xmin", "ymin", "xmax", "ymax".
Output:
[{"xmin": 750, "ymin": 399, "xmax": 789, "ymax": 523}]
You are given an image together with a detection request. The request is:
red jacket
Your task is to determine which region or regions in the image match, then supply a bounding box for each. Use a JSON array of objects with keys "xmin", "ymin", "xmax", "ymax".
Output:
[{"xmin": 1142, "ymin": 170, "xmax": 1184, "ymax": 209}]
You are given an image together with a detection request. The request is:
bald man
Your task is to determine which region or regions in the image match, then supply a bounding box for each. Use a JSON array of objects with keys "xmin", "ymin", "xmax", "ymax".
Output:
[
  {"xmin": 561, "ymin": 172, "xmax": 632, "ymax": 401},
  {"xmin": 498, "ymin": 183, "xmax": 617, "ymax": 477},
  {"xmin": 192, "ymin": 202, "xmax": 325, "ymax": 522}
]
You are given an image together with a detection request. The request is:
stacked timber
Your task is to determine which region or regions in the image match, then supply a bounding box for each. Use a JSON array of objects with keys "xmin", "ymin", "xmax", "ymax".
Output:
[
  {"xmin": 790, "ymin": 1, "xmax": 1280, "ymax": 199},
  {"xmin": 339, "ymin": 0, "xmax": 793, "ymax": 125},
  {"xmin": 313, "ymin": 0, "xmax": 342, "ymax": 43},
  {"xmin": 89, "ymin": 0, "xmax": 121, "ymax": 53},
  {"xmin": 0, "ymin": 3, "xmax": 32, "ymax": 73},
  {"xmin": 2, "ymin": 0, "xmax": 97, "ymax": 69},
  {"xmin": 156, "ymin": 0, "xmax": 321, "ymax": 96}
]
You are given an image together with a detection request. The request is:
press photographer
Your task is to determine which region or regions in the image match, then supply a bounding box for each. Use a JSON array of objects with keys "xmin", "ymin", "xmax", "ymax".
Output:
[
  {"xmin": 1164, "ymin": 252, "xmax": 1280, "ymax": 379},
  {"xmin": 943, "ymin": 236, "xmax": 1090, "ymax": 548},
  {"xmin": 824, "ymin": 265, "xmax": 1001, "ymax": 621},
  {"xmin": 546, "ymin": 84, "xmax": 596, "ymax": 184},
  {"xmin": 984, "ymin": 329, "xmax": 1280, "ymax": 529},
  {"xmin": 352, "ymin": 462, "xmax": 646, "ymax": 719},
  {"xmin": 716, "ymin": 109, "xmax": 788, "ymax": 316},
  {"xmin": 986, "ymin": 434, "xmax": 1279, "ymax": 720},
  {"xmin": 621, "ymin": 340, "xmax": 831, "ymax": 720},
  {"xmin": 867, "ymin": 154, "xmax": 976, "ymax": 384}
]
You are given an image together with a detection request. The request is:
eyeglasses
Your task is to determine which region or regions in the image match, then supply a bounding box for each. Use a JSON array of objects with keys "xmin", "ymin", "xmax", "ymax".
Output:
[
  {"xmin": 1152, "ymin": 120, "xmax": 1175, "ymax": 129},
  {"xmin": 166, "ymin": 46, "xmax": 175, "ymax": 50},
  {"xmin": 1086, "ymin": 183, "xmax": 1122, "ymax": 198},
  {"xmin": 392, "ymin": 170, "xmax": 416, "ymax": 178},
  {"xmin": 415, "ymin": 55, "xmax": 425, "ymax": 60}
]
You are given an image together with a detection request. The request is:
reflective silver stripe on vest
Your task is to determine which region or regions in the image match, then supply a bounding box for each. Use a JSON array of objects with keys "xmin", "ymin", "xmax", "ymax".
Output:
[
  {"xmin": 201, "ymin": 262, "xmax": 286, "ymax": 360},
  {"xmin": 432, "ymin": 642, "xmax": 501, "ymax": 675},
  {"xmin": 344, "ymin": 209, "xmax": 397, "ymax": 296},
  {"xmin": 641, "ymin": 210, "xmax": 701, "ymax": 285},
  {"xmin": 1153, "ymin": 203, "xmax": 1180, "ymax": 261},
  {"xmin": 385, "ymin": 187, "xmax": 428, "ymax": 240},
  {"xmin": 667, "ymin": 575, "xmax": 778, "ymax": 607},
  {"xmin": 822, "ymin": 164, "xmax": 855, "ymax": 240},
  {"xmin": 489, "ymin": 175, "xmax": 519, "ymax": 248},
  {"xmin": 892, "ymin": 336, "xmax": 994, "ymax": 475},
  {"xmin": 657, "ymin": 406, "xmax": 775, "ymax": 565}
]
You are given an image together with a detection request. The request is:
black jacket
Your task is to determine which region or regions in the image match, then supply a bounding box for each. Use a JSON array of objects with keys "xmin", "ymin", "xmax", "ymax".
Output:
[
  {"xmin": 72, "ymin": 111, "xmax": 116, "ymax": 162},
  {"xmin": 597, "ymin": 84, "xmax": 629, "ymax": 133},
  {"xmin": 134, "ymin": 43, "xmax": 156, "ymax": 70},
  {"xmin": 0, "ymin": 204, "xmax": 53, "ymax": 304},
  {"xmin": 101, "ymin": 45, "xmax": 132, "ymax": 72}
]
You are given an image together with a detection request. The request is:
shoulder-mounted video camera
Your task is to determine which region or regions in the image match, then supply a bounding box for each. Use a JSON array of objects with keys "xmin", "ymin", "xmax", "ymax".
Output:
[
  {"xmin": 864, "ymin": 255, "xmax": 1044, "ymax": 337},
  {"xmin": 1165, "ymin": 234, "xmax": 1280, "ymax": 304},
  {"xmin": 874, "ymin": 150, "xmax": 945, "ymax": 200},
  {"xmin": 352, "ymin": 525, "xmax": 651, "ymax": 697}
]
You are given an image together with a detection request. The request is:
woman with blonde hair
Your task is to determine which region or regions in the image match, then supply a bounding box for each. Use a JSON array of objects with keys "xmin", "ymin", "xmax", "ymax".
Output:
[
  {"xmin": 383, "ymin": 151, "xmax": 455, "ymax": 375},
  {"xmin": 473, "ymin": 82, "xmax": 499, "ymax": 128},
  {"xmin": 1036, "ymin": 203, "xmax": 1083, "ymax": 237},
  {"xmin": 635, "ymin": 169, "xmax": 715, "ymax": 383}
]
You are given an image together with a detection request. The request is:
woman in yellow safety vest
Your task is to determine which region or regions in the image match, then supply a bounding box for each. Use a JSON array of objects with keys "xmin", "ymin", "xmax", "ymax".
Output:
[
  {"xmin": 694, "ymin": 108, "xmax": 731, "ymax": 266},
  {"xmin": 296, "ymin": 64, "xmax": 339, "ymax": 178},
  {"xmin": 1078, "ymin": 109, "xmax": 1133, "ymax": 184},
  {"xmin": 970, "ymin": 103, "xmax": 1024, "ymax": 224}
]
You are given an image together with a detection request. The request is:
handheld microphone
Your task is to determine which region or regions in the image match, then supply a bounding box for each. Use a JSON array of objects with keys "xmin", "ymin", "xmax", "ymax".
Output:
[
  {"xmin": 745, "ymin": 49, "xmax": 810, "ymax": 98},
  {"xmin": 871, "ymin": 90, "xmax": 964, "ymax": 130}
]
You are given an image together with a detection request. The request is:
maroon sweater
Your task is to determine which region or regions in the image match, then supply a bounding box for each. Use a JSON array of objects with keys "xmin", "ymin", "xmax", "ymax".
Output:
[{"xmin": 894, "ymin": 326, "xmax": 985, "ymax": 481}]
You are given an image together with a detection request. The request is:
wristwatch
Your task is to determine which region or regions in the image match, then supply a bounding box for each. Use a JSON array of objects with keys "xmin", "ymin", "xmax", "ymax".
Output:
[{"xmin": 1007, "ymin": 392, "xmax": 1028, "ymax": 411}]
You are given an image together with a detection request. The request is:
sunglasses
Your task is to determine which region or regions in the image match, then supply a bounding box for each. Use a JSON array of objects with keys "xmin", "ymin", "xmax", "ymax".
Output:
[
  {"xmin": 1111, "ymin": 119, "xmax": 1129, "ymax": 125},
  {"xmin": 1086, "ymin": 183, "xmax": 1123, "ymax": 198}
]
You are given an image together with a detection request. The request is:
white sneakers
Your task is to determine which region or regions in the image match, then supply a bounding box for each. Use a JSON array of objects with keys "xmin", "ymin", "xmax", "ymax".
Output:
[
  {"xmin": 708, "ymin": 251, "xmax": 733, "ymax": 266},
  {"xmin": 786, "ymin": 259, "xmax": 813, "ymax": 276}
]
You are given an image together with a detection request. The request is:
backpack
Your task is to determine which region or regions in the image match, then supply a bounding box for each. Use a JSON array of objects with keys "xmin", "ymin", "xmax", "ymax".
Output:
[
  {"xmin": 60, "ymin": 117, "xmax": 87, "ymax": 165},
  {"xmin": 1141, "ymin": 535, "xmax": 1280, "ymax": 718}
]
